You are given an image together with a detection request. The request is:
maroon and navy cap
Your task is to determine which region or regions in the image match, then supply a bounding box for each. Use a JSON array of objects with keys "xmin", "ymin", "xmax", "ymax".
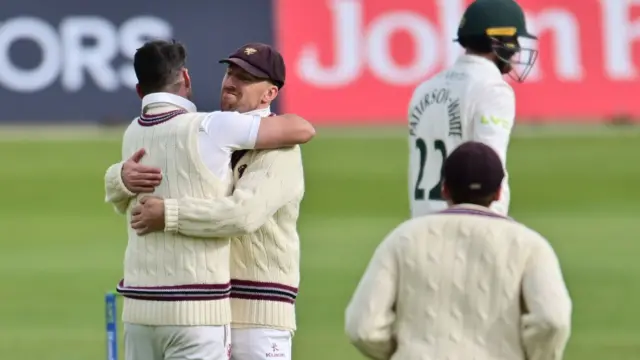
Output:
[
  {"xmin": 443, "ymin": 141, "xmax": 505, "ymax": 198},
  {"xmin": 219, "ymin": 43, "xmax": 285, "ymax": 89}
]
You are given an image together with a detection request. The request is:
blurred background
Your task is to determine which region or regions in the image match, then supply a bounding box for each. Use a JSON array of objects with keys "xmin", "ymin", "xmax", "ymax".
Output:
[{"xmin": 1, "ymin": 0, "xmax": 639, "ymax": 359}]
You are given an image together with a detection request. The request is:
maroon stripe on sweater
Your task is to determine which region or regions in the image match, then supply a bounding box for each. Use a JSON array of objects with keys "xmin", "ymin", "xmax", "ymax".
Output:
[
  {"xmin": 231, "ymin": 293, "xmax": 295, "ymax": 304},
  {"xmin": 230, "ymin": 279, "xmax": 298, "ymax": 303},
  {"xmin": 137, "ymin": 109, "xmax": 188, "ymax": 127},
  {"xmin": 438, "ymin": 208, "xmax": 513, "ymax": 220},
  {"xmin": 231, "ymin": 279, "xmax": 298, "ymax": 293},
  {"xmin": 116, "ymin": 279, "xmax": 232, "ymax": 301},
  {"xmin": 121, "ymin": 294, "xmax": 230, "ymax": 302},
  {"xmin": 118, "ymin": 279, "xmax": 231, "ymax": 290}
]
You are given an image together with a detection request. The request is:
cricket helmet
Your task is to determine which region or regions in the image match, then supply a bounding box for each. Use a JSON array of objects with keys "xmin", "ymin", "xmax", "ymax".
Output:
[{"xmin": 455, "ymin": 0, "xmax": 538, "ymax": 82}]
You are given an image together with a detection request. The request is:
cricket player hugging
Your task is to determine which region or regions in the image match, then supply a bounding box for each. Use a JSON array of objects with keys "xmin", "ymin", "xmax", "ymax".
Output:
[{"xmin": 105, "ymin": 42, "xmax": 306, "ymax": 360}]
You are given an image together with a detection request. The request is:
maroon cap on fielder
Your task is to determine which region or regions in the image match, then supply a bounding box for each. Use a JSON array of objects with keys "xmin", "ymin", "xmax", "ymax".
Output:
[
  {"xmin": 219, "ymin": 43, "xmax": 286, "ymax": 89},
  {"xmin": 443, "ymin": 141, "xmax": 505, "ymax": 198}
]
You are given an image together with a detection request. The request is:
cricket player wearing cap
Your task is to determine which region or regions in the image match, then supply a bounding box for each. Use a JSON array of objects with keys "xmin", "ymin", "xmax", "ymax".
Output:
[
  {"xmin": 346, "ymin": 141, "xmax": 572, "ymax": 360},
  {"xmin": 106, "ymin": 43, "xmax": 303, "ymax": 360},
  {"xmin": 408, "ymin": 0, "xmax": 538, "ymax": 217},
  {"xmin": 103, "ymin": 40, "xmax": 314, "ymax": 360}
]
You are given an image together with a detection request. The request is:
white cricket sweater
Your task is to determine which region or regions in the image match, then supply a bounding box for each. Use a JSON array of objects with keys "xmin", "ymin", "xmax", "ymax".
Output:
[
  {"xmin": 345, "ymin": 204, "xmax": 572, "ymax": 360},
  {"xmin": 159, "ymin": 144, "xmax": 305, "ymax": 332},
  {"xmin": 408, "ymin": 55, "xmax": 515, "ymax": 217},
  {"xmin": 114, "ymin": 104, "xmax": 234, "ymax": 326}
]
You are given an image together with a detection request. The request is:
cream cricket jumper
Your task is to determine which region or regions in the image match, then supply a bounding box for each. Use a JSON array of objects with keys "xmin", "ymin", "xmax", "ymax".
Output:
[
  {"xmin": 165, "ymin": 107, "xmax": 304, "ymax": 332},
  {"xmin": 345, "ymin": 204, "xmax": 572, "ymax": 360},
  {"xmin": 105, "ymin": 105, "xmax": 304, "ymax": 331},
  {"xmin": 113, "ymin": 102, "xmax": 235, "ymax": 326}
]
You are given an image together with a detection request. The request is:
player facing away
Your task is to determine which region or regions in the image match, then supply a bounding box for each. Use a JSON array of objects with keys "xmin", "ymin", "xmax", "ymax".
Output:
[
  {"xmin": 105, "ymin": 43, "xmax": 304, "ymax": 360},
  {"xmin": 346, "ymin": 141, "xmax": 572, "ymax": 360},
  {"xmin": 408, "ymin": 0, "xmax": 538, "ymax": 217},
  {"xmin": 104, "ymin": 40, "xmax": 314, "ymax": 360}
]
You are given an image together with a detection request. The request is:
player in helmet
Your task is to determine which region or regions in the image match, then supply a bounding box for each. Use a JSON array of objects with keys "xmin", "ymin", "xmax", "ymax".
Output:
[
  {"xmin": 408, "ymin": 0, "xmax": 537, "ymax": 217},
  {"xmin": 457, "ymin": 0, "xmax": 538, "ymax": 82}
]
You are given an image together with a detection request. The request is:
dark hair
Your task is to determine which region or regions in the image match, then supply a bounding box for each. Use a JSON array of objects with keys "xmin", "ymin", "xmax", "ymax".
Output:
[{"xmin": 133, "ymin": 40, "xmax": 187, "ymax": 95}]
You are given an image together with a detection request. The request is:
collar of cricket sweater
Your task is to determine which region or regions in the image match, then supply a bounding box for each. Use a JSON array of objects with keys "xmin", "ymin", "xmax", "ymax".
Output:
[
  {"xmin": 440, "ymin": 203, "xmax": 511, "ymax": 220},
  {"xmin": 455, "ymin": 54, "xmax": 502, "ymax": 79},
  {"xmin": 141, "ymin": 92, "xmax": 197, "ymax": 113},
  {"xmin": 242, "ymin": 106, "xmax": 272, "ymax": 117}
]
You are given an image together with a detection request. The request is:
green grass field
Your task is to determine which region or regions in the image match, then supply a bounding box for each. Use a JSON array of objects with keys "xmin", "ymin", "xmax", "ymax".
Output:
[{"xmin": 1, "ymin": 126, "xmax": 639, "ymax": 359}]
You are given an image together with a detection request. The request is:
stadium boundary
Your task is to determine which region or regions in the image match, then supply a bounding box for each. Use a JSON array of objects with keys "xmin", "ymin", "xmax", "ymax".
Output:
[{"xmin": 0, "ymin": 124, "xmax": 639, "ymax": 142}]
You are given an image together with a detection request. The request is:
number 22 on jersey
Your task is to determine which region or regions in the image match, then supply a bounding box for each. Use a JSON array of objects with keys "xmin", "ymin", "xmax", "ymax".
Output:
[{"xmin": 413, "ymin": 138, "xmax": 448, "ymax": 201}]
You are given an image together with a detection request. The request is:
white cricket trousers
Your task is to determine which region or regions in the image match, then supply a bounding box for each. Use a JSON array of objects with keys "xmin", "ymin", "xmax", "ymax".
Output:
[
  {"xmin": 124, "ymin": 323, "xmax": 231, "ymax": 360},
  {"xmin": 231, "ymin": 328, "xmax": 292, "ymax": 360}
]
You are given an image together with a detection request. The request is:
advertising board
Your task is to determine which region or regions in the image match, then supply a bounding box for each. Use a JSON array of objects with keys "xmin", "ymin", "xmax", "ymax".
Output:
[
  {"xmin": 0, "ymin": 0, "xmax": 275, "ymax": 122},
  {"xmin": 276, "ymin": 0, "xmax": 640, "ymax": 124}
]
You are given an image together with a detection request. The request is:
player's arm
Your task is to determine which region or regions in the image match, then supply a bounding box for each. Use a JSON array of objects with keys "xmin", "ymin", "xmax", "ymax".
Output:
[
  {"xmin": 471, "ymin": 82, "xmax": 515, "ymax": 163},
  {"xmin": 104, "ymin": 161, "xmax": 134, "ymax": 214},
  {"xmin": 104, "ymin": 149, "xmax": 162, "ymax": 214},
  {"xmin": 163, "ymin": 147, "xmax": 304, "ymax": 238},
  {"xmin": 471, "ymin": 82, "xmax": 515, "ymax": 215},
  {"xmin": 203, "ymin": 111, "xmax": 315, "ymax": 151},
  {"xmin": 256, "ymin": 113, "xmax": 316, "ymax": 148},
  {"xmin": 345, "ymin": 226, "xmax": 401, "ymax": 360},
  {"xmin": 520, "ymin": 236, "xmax": 572, "ymax": 360}
]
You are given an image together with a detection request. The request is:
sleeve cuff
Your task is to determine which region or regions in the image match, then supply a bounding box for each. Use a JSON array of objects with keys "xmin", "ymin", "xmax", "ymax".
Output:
[
  {"xmin": 164, "ymin": 199, "xmax": 180, "ymax": 232},
  {"xmin": 114, "ymin": 162, "xmax": 136, "ymax": 197}
]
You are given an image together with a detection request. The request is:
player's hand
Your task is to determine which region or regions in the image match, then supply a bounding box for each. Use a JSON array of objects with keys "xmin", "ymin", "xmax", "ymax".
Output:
[
  {"xmin": 121, "ymin": 148, "xmax": 162, "ymax": 193},
  {"xmin": 130, "ymin": 196, "xmax": 165, "ymax": 235}
]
